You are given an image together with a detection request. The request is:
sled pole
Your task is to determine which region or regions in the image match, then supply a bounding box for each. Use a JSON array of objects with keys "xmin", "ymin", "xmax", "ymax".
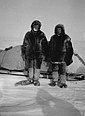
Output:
[
  {"xmin": 0, "ymin": 72, "xmax": 26, "ymax": 76},
  {"xmin": 74, "ymin": 52, "xmax": 85, "ymax": 66}
]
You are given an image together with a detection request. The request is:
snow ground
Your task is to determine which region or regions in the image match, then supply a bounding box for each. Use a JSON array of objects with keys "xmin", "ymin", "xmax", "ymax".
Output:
[{"xmin": 0, "ymin": 73, "xmax": 85, "ymax": 116}]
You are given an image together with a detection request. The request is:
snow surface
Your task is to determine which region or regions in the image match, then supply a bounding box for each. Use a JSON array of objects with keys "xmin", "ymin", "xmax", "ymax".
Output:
[{"xmin": 0, "ymin": 74, "xmax": 85, "ymax": 116}]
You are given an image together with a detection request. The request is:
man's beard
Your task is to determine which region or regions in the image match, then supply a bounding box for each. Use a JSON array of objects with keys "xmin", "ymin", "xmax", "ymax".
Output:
[{"xmin": 33, "ymin": 28, "xmax": 38, "ymax": 32}]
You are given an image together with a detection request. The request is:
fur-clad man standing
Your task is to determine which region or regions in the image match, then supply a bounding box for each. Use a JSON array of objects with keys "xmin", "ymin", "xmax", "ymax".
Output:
[
  {"xmin": 21, "ymin": 20, "xmax": 48, "ymax": 86},
  {"xmin": 49, "ymin": 24, "xmax": 73, "ymax": 88}
]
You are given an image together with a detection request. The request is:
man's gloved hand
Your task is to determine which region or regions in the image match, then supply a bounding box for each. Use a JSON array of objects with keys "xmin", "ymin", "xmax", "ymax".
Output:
[{"xmin": 42, "ymin": 55, "xmax": 45, "ymax": 61}]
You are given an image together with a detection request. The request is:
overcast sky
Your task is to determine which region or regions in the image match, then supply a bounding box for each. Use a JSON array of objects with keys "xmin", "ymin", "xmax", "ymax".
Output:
[{"xmin": 0, "ymin": 0, "xmax": 85, "ymax": 49}]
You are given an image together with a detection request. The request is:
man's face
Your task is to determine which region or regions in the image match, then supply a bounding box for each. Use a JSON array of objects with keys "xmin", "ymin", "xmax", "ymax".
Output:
[
  {"xmin": 33, "ymin": 24, "xmax": 40, "ymax": 31},
  {"xmin": 57, "ymin": 28, "xmax": 62, "ymax": 35}
]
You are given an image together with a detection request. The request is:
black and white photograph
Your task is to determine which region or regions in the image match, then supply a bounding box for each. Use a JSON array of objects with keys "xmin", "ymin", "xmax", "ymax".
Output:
[{"xmin": 0, "ymin": 0, "xmax": 85, "ymax": 116}]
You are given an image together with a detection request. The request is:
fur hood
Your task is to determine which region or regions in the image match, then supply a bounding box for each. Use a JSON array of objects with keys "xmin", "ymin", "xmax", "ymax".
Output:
[
  {"xmin": 54, "ymin": 24, "xmax": 65, "ymax": 35},
  {"xmin": 31, "ymin": 20, "xmax": 41, "ymax": 31}
]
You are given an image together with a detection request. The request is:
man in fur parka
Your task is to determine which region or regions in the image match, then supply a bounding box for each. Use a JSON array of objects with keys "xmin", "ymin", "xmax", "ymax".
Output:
[
  {"xmin": 21, "ymin": 20, "xmax": 48, "ymax": 86},
  {"xmin": 49, "ymin": 24, "xmax": 73, "ymax": 88}
]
